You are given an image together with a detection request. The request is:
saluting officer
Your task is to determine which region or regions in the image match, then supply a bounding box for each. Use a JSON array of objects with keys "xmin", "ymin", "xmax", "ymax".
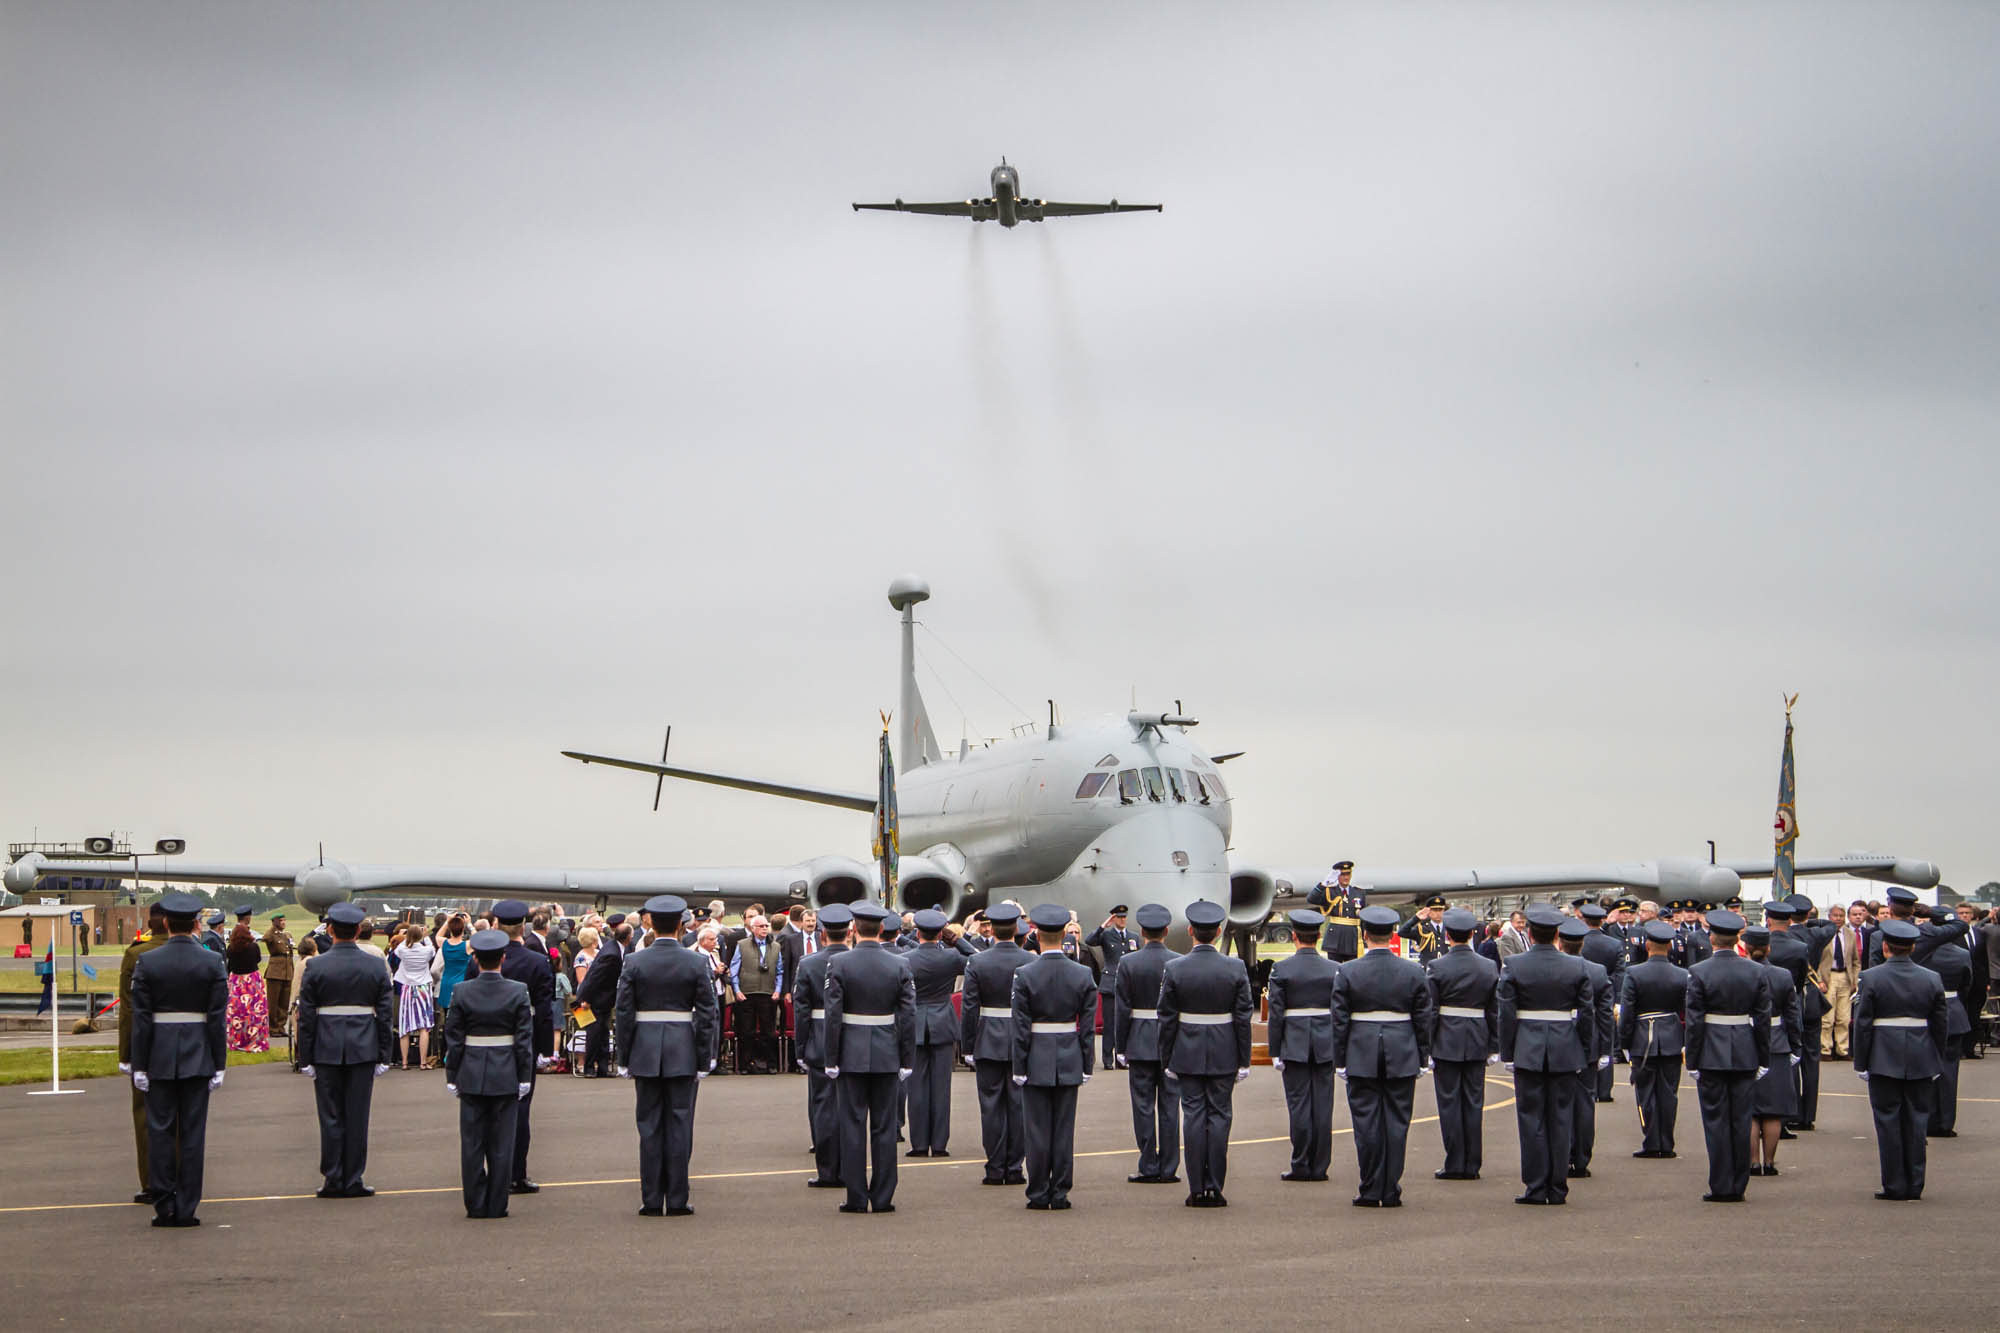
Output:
[
  {"xmin": 614, "ymin": 894, "xmax": 720, "ymax": 1217},
  {"xmin": 128, "ymin": 892, "xmax": 228, "ymax": 1227},
  {"xmin": 1684, "ymin": 909, "xmax": 1772, "ymax": 1203},
  {"xmin": 1011, "ymin": 903, "xmax": 1097, "ymax": 1210},
  {"xmin": 491, "ymin": 899, "xmax": 555, "ymax": 1195},
  {"xmin": 1556, "ymin": 918, "xmax": 1615, "ymax": 1178},
  {"xmin": 905, "ymin": 908, "xmax": 966, "ymax": 1158},
  {"xmin": 1851, "ymin": 916, "xmax": 1949, "ymax": 1200},
  {"xmin": 443, "ymin": 929, "xmax": 533, "ymax": 1219},
  {"xmin": 1084, "ymin": 905, "xmax": 1137, "ymax": 1065},
  {"xmin": 1766, "ymin": 897, "xmax": 1827, "ymax": 1131},
  {"xmin": 1398, "ymin": 895, "xmax": 1448, "ymax": 965},
  {"xmin": 1332, "ymin": 905, "xmax": 1434, "ymax": 1207},
  {"xmin": 1915, "ymin": 904, "xmax": 1974, "ymax": 1139},
  {"xmin": 961, "ymin": 902, "xmax": 1034, "ymax": 1186},
  {"xmin": 1619, "ymin": 919, "xmax": 1689, "ymax": 1158},
  {"xmin": 1866, "ymin": 886, "xmax": 1969, "ymax": 969},
  {"xmin": 824, "ymin": 902, "xmax": 917, "ymax": 1214},
  {"xmin": 1671, "ymin": 903, "xmax": 1714, "ymax": 969},
  {"xmin": 1115, "ymin": 903, "xmax": 1180, "ymax": 1185},
  {"xmin": 1158, "ymin": 899, "xmax": 1253, "ymax": 1208},
  {"xmin": 1308, "ymin": 861, "xmax": 1364, "ymax": 963},
  {"xmin": 793, "ymin": 903, "xmax": 852, "ymax": 1189},
  {"xmin": 1578, "ymin": 903, "xmax": 1626, "ymax": 1103},
  {"xmin": 1426, "ymin": 907, "xmax": 1499, "ymax": 1181},
  {"xmin": 1497, "ymin": 904, "xmax": 1592, "ymax": 1205},
  {"xmin": 296, "ymin": 901, "xmax": 394, "ymax": 1200},
  {"xmin": 1267, "ymin": 908, "xmax": 1339, "ymax": 1183}
]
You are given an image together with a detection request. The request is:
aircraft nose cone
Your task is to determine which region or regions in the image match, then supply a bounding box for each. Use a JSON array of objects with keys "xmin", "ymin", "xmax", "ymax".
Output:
[{"xmin": 1052, "ymin": 807, "xmax": 1229, "ymax": 934}]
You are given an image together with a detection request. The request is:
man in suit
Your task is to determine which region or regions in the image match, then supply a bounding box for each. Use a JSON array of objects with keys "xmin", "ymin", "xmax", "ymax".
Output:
[
  {"xmin": 1818, "ymin": 903, "xmax": 1865, "ymax": 1057},
  {"xmin": 613, "ymin": 894, "xmax": 720, "ymax": 1216},
  {"xmin": 1556, "ymin": 918, "xmax": 1614, "ymax": 1178},
  {"xmin": 1853, "ymin": 917, "xmax": 1949, "ymax": 1200},
  {"xmin": 491, "ymin": 899, "xmax": 555, "ymax": 1194},
  {"xmin": 779, "ymin": 907, "xmax": 817, "ymax": 988},
  {"xmin": 574, "ymin": 915, "xmax": 625, "ymax": 1078},
  {"xmin": 117, "ymin": 900, "xmax": 170, "ymax": 1204},
  {"xmin": 1916, "ymin": 905, "xmax": 1973, "ymax": 1138},
  {"xmin": 728, "ymin": 911, "xmax": 785, "ymax": 1074},
  {"xmin": 1010, "ymin": 903, "xmax": 1097, "ymax": 1210},
  {"xmin": 904, "ymin": 908, "xmax": 965, "ymax": 1157},
  {"xmin": 1684, "ymin": 909, "xmax": 1772, "ymax": 1203},
  {"xmin": 295, "ymin": 901, "xmax": 394, "ymax": 1200},
  {"xmin": 1497, "ymin": 904, "xmax": 1592, "ymax": 1205},
  {"xmin": 1954, "ymin": 903, "xmax": 1988, "ymax": 1057},
  {"xmin": 961, "ymin": 902, "xmax": 1034, "ymax": 1186},
  {"xmin": 1084, "ymin": 905, "xmax": 1137, "ymax": 1065},
  {"xmin": 1114, "ymin": 903, "xmax": 1181, "ymax": 1185},
  {"xmin": 1267, "ymin": 908, "xmax": 1340, "ymax": 1183},
  {"xmin": 443, "ymin": 929, "xmax": 533, "ymax": 1219},
  {"xmin": 1619, "ymin": 919, "xmax": 1689, "ymax": 1158},
  {"xmin": 1577, "ymin": 904, "xmax": 1626, "ymax": 1103},
  {"xmin": 261, "ymin": 912, "xmax": 295, "ymax": 1037},
  {"xmin": 1497, "ymin": 910, "xmax": 1529, "ymax": 961},
  {"xmin": 1426, "ymin": 907, "xmax": 1499, "ymax": 1181},
  {"xmin": 794, "ymin": 904, "xmax": 851, "ymax": 1188},
  {"xmin": 1332, "ymin": 905, "xmax": 1434, "ymax": 1208},
  {"xmin": 127, "ymin": 893, "xmax": 228, "ymax": 1227},
  {"xmin": 1308, "ymin": 861, "xmax": 1364, "ymax": 963},
  {"xmin": 824, "ymin": 901, "xmax": 916, "ymax": 1214},
  {"xmin": 1158, "ymin": 898, "xmax": 1254, "ymax": 1208}
]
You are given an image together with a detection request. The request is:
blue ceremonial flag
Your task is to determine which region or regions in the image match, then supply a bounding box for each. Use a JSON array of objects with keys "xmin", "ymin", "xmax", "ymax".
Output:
[
  {"xmin": 873, "ymin": 713, "xmax": 899, "ymax": 911},
  {"xmin": 1773, "ymin": 695, "xmax": 1800, "ymax": 902}
]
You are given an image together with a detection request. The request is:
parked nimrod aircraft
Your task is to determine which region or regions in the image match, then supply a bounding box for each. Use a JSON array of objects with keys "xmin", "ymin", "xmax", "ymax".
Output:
[{"xmin": 4, "ymin": 577, "xmax": 1940, "ymax": 932}]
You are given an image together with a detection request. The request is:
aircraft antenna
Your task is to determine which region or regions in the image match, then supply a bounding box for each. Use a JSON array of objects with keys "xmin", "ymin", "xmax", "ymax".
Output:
[
  {"xmin": 652, "ymin": 726, "xmax": 673, "ymax": 812},
  {"xmin": 918, "ymin": 623, "xmax": 1033, "ymax": 723}
]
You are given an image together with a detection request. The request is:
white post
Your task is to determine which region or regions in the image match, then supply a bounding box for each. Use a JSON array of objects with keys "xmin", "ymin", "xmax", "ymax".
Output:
[{"xmin": 28, "ymin": 938, "xmax": 84, "ymax": 1098}]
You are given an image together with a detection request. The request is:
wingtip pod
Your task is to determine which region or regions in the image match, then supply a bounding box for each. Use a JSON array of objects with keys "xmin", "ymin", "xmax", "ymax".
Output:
[
  {"xmin": 1846, "ymin": 855, "xmax": 1941, "ymax": 889},
  {"xmin": 3, "ymin": 852, "xmax": 44, "ymax": 896}
]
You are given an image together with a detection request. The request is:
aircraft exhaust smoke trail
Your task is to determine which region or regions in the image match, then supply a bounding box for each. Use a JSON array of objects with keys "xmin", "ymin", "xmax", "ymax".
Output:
[{"xmin": 1036, "ymin": 227, "xmax": 1100, "ymax": 454}]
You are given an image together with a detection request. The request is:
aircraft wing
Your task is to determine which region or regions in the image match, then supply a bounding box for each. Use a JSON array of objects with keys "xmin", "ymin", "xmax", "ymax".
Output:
[
  {"xmin": 852, "ymin": 198, "xmax": 997, "ymax": 220},
  {"xmin": 1020, "ymin": 200, "xmax": 1162, "ymax": 219}
]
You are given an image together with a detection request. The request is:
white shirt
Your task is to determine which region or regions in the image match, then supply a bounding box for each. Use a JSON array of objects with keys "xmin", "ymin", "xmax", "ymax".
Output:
[{"xmin": 391, "ymin": 940, "xmax": 436, "ymax": 986}]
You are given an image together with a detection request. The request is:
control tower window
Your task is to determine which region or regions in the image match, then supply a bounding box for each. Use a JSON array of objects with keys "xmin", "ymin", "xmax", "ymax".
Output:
[
  {"xmin": 1116, "ymin": 769, "xmax": 1143, "ymax": 804},
  {"xmin": 1074, "ymin": 772, "xmax": 1110, "ymax": 800},
  {"xmin": 1165, "ymin": 768, "xmax": 1187, "ymax": 802},
  {"xmin": 1142, "ymin": 767, "xmax": 1167, "ymax": 802}
]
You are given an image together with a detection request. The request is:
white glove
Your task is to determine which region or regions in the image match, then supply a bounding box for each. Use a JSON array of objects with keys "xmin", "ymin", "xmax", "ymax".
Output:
[
  {"xmin": 1422, "ymin": 1060, "xmax": 1435, "ymax": 1074},
  {"xmin": 898, "ymin": 1068, "xmax": 912, "ymax": 1082},
  {"xmin": 796, "ymin": 1060, "xmax": 807, "ymax": 1072},
  {"xmin": 1790, "ymin": 1054, "xmax": 1801, "ymax": 1067},
  {"xmin": 446, "ymin": 1083, "xmax": 459, "ymax": 1098},
  {"xmin": 1688, "ymin": 1070, "xmax": 1702, "ymax": 1085},
  {"xmin": 696, "ymin": 1070, "xmax": 708, "ymax": 1081},
  {"xmin": 1598, "ymin": 1055, "xmax": 1611, "ymax": 1070},
  {"xmin": 117, "ymin": 1062, "xmax": 131, "ymax": 1074},
  {"xmin": 825, "ymin": 1067, "xmax": 839, "ymax": 1080},
  {"xmin": 1336, "ymin": 1067, "xmax": 1348, "ymax": 1082},
  {"xmin": 536, "ymin": 1055, "xmax": 553, "ymax": 1072},
  {"xmin": 209, "ymin": 1071, "xmax": 224, "ymax": 1090},
  {"xmin": 1487, "ymin": 1054, "xmax": 1502, "ymax": 1065},
  {"xmin": 1081, "ymin": 1073, "xmax": 1092, "ymax": 1083},
  {"xmin": 516, "ymin": 1082, "xmax": 532, "ymax": 1099},
  {"xmin": 1235, "ymin": 1066, "xmax": 1250, "ymax": 1082},
  {"xmin": 374, "ymin": 1063, "xmax": 389, "ymax": 1078},
  {"xmin": 708, "ymin": 1059, "xmax": 717, "ymax": 1073},
  {"xmin": 1857, "ymin": 1070, "xmax": 1871, "ymax": 1082},
  {"xmin": 1270, "ymin": 1057, "xmax": 1285, "ymax": 1071},
  {"xmin": 1756, "ymin": 1066, "xmax": 1769, "ymax": 1081},
  {"xmin": 132, "ymin": 1071, "xmax": 150, "ymax": 1092},
  {"xmin": 299, "ymin": 1064, "xmax": 315, "ymax": 1080},
  {"xmin": 963, "ymin": 1055, "xmax": 976, "ymax": 1068},
  {"xmin": 617, "ymin": 1067, "xmax": 630, "ymax": 1079},
  {"xmin": 1011, "ymin": 1074, "xmax": 1027, "ymax": 1087},
  {"xmin": 1502, "ymin": 1061, "xmax": 1515, "ymax": 1074}
]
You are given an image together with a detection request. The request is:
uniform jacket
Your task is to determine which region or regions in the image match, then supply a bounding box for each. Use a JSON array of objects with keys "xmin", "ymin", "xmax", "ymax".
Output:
[
  {"xmin": 1767, "ymin": 928, "xmax": 1820, "ymax": 1027},
  {"xmin": 117, "ymin": 931, "xmax": 169, "ymax": 1064},
  {"xmin": 1157, "ymin": 944, "xmax": 1253, "ymax": 1076},
  {"xmin": 130, "ymin": 934, "xmax": 228, "ymax": 1080},
  {"xmin": 1425, "ymin": 945, "xmax": 1498, "ymax": 1062},
  {"xmin": 1010, "ymin": 951, "xmax": 1096, "ymax": 1085},
  {"xmin": 1267, "ymin": 948, "xmax": 1341, "ymax": 1064},
  {"xmin": 1577, "ymin": 956, "xmax": 1615, "ymax": 1066},
  {"xmin": 906, "ymin": 941, "xmax": 967, "ymax": 1046},
  {"xmin": 261, "ymin": 928, "xmax": 295, "ymax": 981},
  {"xmin": 443, "ymin": 970, "xmax": 534, "ymax": 1094},
  {"xmin": 1684, "ymin": 950, "xmax": 1773, "ymax": 1073},
  {"xmin": 824, "ymin": 941, "xmax": 916, "ymax": 1073},
  {"xmin": 574, "ymin": 934, "xmax": 623, "ymax": 1016},
  {"xmin": 296, "ymin": 940, "xmax": 395, "ymax": 1067},
  {"xmin": 1496, "ymin": 945, "xmax": 1591, "ymax": 1073},
  {"xmin": 1618, "ymin": 957, "xmax": 1690, "ymax": 1058},
  {"xmin": 1672, "ymin": 925, "xmax": 1713, "ymax": 969},
  {"xmin": 1114, "ymin": 941, "xmax": 1175, "ymax": 1062},
  {"xmin": 1580, "ymin": 928, "xmax": 1627, "ymax": 1000},
  {"xmin": 1851, "ymin": 955, "xmax": 1948, "ymax": 1079},
  {"xmin": 613, "ymin": 937, "xmax": 721, "ymax": 1078},
  {"xmin": 1760, "ymin": 960, "xmax": 1802, "ymax": 1057},
  {"xmin": 1308, "ymin": 884, "xmax": 1364, "ymax": 959},
  {"xmin": 1084, "ymin": 924, "xmax": 1137, "ymax": 995},
  {"xmin": 1397, "ymin": 914, "xmax": 1446, "ymax": 965},
  {"xmin": 1921, "ymin": 941, "xmax": 1975, "ymax": 1038},
  {"xmin": 1331, "ymin": 948, "xmax": 1433, "ymax": 1077},
  {"xmin": 1866, "ymin": 915, "xmax": 1967, "ymax": 970},
  {"xmin": 961, "ymin": 940, "xmax": 1033, "ymax": 1061},
  {"xmin": 500, "ymin": 938, "xmax": 556, "ymax": 1058},
  {"xmin": 791, "ymin": 942, "xmax": 847, "ymax": 1069}
]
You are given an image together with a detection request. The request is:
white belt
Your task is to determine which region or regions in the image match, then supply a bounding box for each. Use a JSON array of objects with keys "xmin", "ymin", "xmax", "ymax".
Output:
[
  {"xmin": 1351, "ymin": 1010, "xmax": 1410, "ymax": 1023},
  {"xmin": 1517, "ymin": 1009, "xmax": 1575, "ymax": 1022},
  {"xmin": 318, "ymin": 1005, "xmax": 373, "ymax": 1017},
  {"xmin": 635, "ymin": 1010, "xmax": 693, "ymax": 1023},
  {"xmin": 843, "ymin": 1013, "xmax": 893, "ymax": 1027},
  {"xmin": 1874, "ymin": 1016, "xmax": 1927, "ymax": 1029},
  {"xmin": 1284, "ymin": 1006, "xmax": 1332, "ymax": 1017},
  {"xmin": 1029, "ymin": 1022, "xmax": 1075, "ymax": 1034},
  {"xmin": 1179, "ymin": 1013, "xmax": 1230, "ymax": 1025},
  {"xmin": 810, "ymin": 1008, "xmax": 827, "ymax": 1020},
  {"xmin": 1770, "ymin": 1017, "xmax": 1784, "ymax": 1027},
  {"xmin": 1127, "ymin": 1008, "xmax": 1159, "ymax": 1020},
  {"xmin": 465, "ymin": 1035, "xmax": 513, "ymax": 1048},
  {"xmin": 154, "ymin": 1012, "xmax": 205, "ymax": 1023},
  {"xmin": 1638, "ymin": 1011, "xmax": 1676, "ymax": 1021},
  {"xmin": 1438, "ymin": 1006, "xmax": 1484, "ymax": 1020},
  {"xmin": 1704, "ymin": 1014, "xmax": 1751, "ymax": 1027},
  {"xmin": 978, "ymin": 1006, "xmax": 1012, "ymax": 1018}
]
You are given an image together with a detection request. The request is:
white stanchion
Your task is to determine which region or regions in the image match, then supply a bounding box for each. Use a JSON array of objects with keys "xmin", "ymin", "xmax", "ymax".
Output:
[{"xmin": 27, "ymin": 984, "xmax": 85, "ymax": 1097}]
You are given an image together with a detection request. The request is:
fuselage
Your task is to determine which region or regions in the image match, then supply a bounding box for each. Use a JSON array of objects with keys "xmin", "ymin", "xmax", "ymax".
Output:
[{"xmin": 991, "ymin": 161, "xmax": 1020, "ymax": 227}]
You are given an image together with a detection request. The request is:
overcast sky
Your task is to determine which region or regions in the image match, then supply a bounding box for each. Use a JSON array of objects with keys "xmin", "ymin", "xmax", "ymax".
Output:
[{"xmin": 3, "ymin": 3, "xmax": 1995, "ymax": 891}]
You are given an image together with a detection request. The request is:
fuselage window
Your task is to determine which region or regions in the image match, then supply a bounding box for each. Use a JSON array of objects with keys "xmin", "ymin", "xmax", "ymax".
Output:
[
  {"xmin": 1142, "ymin": 767, "xmax": 1167, "ymax": 802},
  {"xmin": 1116, "ymin": 769, "xmax": 1143, "ymax": 803},
  {"xmin": 1074, "ymin": 772, "xmax": 1110, "ymax": 800},
  {"xmin": 1165, "ymin": 768, "xmax": 1187, "ymax": 802}
]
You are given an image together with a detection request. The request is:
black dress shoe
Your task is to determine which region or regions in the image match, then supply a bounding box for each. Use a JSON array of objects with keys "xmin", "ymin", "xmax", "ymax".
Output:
[
  {"xmin": 1351, "ymin": 1197, "xmax": 1380, "ymax": 1207},
  {"xmin": 838, "ymin": 1203, "xmax": 869, "ymax": 1214},
  {"xmin": 171, "ymin": 1217, "xmax": 201, "ymax": 1227},
  {"xmin": 509, "ymin": 1180, "xmax": 540, "ymax": 1194},
  {"xmin": 1763, "ymin": 1165, "xmax": 1779, "ymax": 1176},
  {"xmin": 315, "ymin": 1187, "xmax": 344, "ymax": 1199},
  {"xmin": 979, "ymin": 1177, "xmax": 1007, "ymax": 1186},
  {"xmin": 346, "ymin": 1185, "xmax": 376, "ymax": 1198},
  {"xmin": 1569, "ymin": 1167, "xmax": 1591, "ymax": 1179},
  {"xmin": 930, "ymin": 1149, "xmax": 950, "ymax": 1158},
  {"xmin": 665, "ymin": 1206, "xmax": 694, "ymax": 1217},
  {"xmin": 1929, "ymin": 1129, "xmax": 1958, "ymax": 1138},
  {"xmin": 873, "ymin": 1204, "xmax": 894, "ymax": 1214},
  {"xmin": 1777, "ymin": 1128, "xmax": 1797, "ymax": 1140},
  {"xmin": 1128, "ymin": 1173, "xmax": 1162, "ymax": 1184},
  {"xmin": 150, "ymin": 1216, "xmax": 176, "ymax": 1227},
  {"xmin": 1596, "ymin": 1095, "xmax": 1613, "ymax": 1104},
  {"xmin": 1049, "ymin": 1199, "xmax": 1071, "ymax": 1210},
  {"xmin": 1632, "ymin": 1150, "xmax": 1658, "ymax": 1159},
  {"xmin": 1380, "ymin": 1198, "xmax": 1402, "ymax": 1208},
  {"xmin": 1875, "ymin": 1190, "xmax": 1907, "ymax": 1201},
  {"xmin": 1514, "ymin": 1194, "xmax": 1548, "ymax": 1205},
  {"xmin": 1004, "ymin": 1174, "xmax": 1026, "ymax": 1186},
  {"xmin": 1183, "ymin": 1195, "xmax": 1202, "ymax": 1208},
  {"xmin": 133, "ymin": 1192, "xmax": 154, "ymax": 1205},
  {"xmin": 1026, "ymin": 1201, "xmax": 1051, "ymax": 1211},
  {"xmin": 805, "ymin": 1177, "xmax": 844, "ymax": 1189},
  {"xmin": 1281, "ymin": 1171, "xmax": 1309, "ymax": 1181},
  {"xmin": 1157, "ymin": 1175, "xmax": 1181, "ymax": 1184},
  {"xmin": 1791, "ymin": 1122, "xmax": 1814, "ymax": 1131},
  {"xmin": 638, "ymin": 1206, "xmax": 663, "ymax": 1216},
  {"xmin": 1210, "ymin": 1193, "xmax": 1227, "ymax": 1207},
  {"xmin": 906, "ymin": 1149, "xmax": 929, "ymax": 1158}
]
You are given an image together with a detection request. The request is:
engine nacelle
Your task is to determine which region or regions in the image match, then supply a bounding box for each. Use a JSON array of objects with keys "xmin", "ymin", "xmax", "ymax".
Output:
[
  {"xmin": 1227, "ymin": 865, "xmax": 1278, "ymax": 927},
  {"xmin": 804, "ymin": 855, "xmax": 872, "ymax": 908}
]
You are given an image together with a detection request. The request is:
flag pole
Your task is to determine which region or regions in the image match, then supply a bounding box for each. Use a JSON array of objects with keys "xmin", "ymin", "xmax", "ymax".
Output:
[{"xmin": 28, "ymin": 955, "xmax": 84, "ymax": 1097}]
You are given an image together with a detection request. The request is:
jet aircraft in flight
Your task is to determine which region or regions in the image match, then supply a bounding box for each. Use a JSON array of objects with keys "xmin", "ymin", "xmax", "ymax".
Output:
[{"xmin": 853, "ymin": 158, "xmax": 1160, "ymax": 228}]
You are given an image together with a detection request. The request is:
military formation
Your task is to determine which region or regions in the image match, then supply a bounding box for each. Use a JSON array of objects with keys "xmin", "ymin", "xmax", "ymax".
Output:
[{"xmin": 119, "ymin": 874, "xmax": 1976, "ymax": 1227}]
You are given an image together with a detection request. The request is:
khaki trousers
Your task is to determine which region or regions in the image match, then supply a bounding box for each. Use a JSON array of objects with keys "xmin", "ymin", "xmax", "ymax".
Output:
[{"xmin": 1822, "ymin": 970, "xmax": 1857, "ymax": 1054}]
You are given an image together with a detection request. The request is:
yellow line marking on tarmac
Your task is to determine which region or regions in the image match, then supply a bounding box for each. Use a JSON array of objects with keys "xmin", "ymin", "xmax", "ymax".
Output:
[{"xmin": 0, "ymin": 1084, "xmax": 1520, "ymax": 1216}]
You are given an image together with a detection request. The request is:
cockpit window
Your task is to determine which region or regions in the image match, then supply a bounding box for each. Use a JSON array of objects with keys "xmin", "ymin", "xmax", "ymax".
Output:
[
  {"xmin": 1165, "ymin": 768, "xmax": 1187, "ymax": 802},
  {"xmin": 1200, "ymin": 772, "xmax": 1227, "ymax": 803},
  {"xmin": 1142, "ymin": 767, "xmax": 1167, "ymax": 802},
  {"xmin": 1179, "ymin": 769, "xmax": 1204, "ymax": 803},
  {"xmin": 1116, "ymin": 769, "xmax": 1142, "ymax": 803},
  {"xmin": 1074, "ymin": 772, "xmax": 1110, "ymax": 800}
]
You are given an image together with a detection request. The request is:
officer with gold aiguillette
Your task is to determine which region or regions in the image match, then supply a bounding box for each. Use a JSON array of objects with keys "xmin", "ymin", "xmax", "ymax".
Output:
[{"xmin": 1308, "ymin": 861, "xmax": 1364, "ymax": 964}]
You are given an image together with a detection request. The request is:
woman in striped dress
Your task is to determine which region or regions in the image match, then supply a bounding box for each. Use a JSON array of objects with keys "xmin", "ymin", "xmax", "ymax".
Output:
[{"xmin": 390, "ymin": 923, "xmax": 438, "ymax": 1069}]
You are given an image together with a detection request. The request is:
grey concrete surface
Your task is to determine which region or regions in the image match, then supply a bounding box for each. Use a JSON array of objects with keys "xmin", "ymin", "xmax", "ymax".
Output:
[{"xmin": 1, "ymin": 1058, "xmax": 1991, "ymax": 1330}]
